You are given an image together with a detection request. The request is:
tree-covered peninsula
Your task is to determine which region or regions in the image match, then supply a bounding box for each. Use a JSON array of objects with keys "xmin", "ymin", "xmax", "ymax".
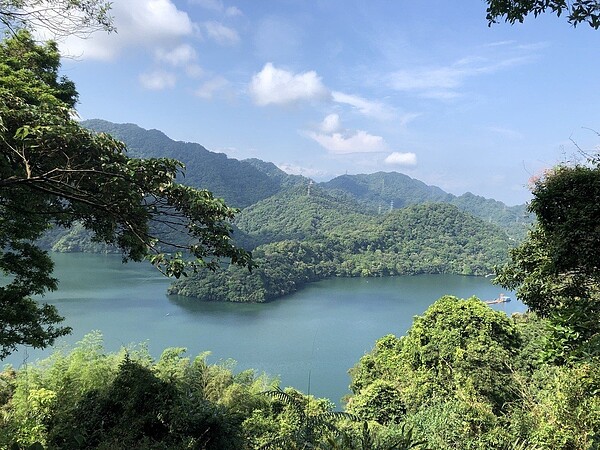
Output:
[{"xmin": 168, "ymin": 187, "xmax": 512, "ymax": 302}]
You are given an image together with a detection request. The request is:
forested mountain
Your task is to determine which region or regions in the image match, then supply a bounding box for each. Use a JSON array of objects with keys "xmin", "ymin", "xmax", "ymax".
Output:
[
  {"xmin": 82, "ymin": 119, "xmax": 282, "ymax": 208},
  {"xmin": 242, "ymin": 158, "xmax": 307, "ymax": 188},
  {"xmin": 321, "ymin": 172, "xmax": 531, "ymax": 239},
  {"xmin": 321, "ymin": 172, "xmax": 452, "ymax": 209},
  {"xmin": 81, "ymin": 121, "xmax": 529, "ymax": 237},
  {"xmin": 233, "ymin": 185, "xmax": 372, "ymax": 248}
]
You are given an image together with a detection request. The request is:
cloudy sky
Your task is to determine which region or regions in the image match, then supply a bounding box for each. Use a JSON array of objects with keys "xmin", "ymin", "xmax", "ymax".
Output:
[{"xmin": 55, "ymin": 0, "xmax": 600, "ymax": 205}]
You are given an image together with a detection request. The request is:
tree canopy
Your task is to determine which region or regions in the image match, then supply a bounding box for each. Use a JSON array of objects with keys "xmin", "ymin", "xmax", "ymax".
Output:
[
  {"xmin": 496, "ymin": 162, "xmax": 600, "ymax": 362},
  {"xmin": 0, "ymin": 30, "xmax": 251, "ymax": 358},
  {"xmin": 0, "ymin": 0, "xmax": 114, "ymax": 37},
  {"xmin": 486, "ymin": 0, "xmax": 600, "ymax": 28}
]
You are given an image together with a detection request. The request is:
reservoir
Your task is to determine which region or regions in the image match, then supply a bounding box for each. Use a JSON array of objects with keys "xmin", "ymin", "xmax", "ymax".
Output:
[{"xmin": 3, "ymin": 253, "xmax": 525, "ymax": 407}]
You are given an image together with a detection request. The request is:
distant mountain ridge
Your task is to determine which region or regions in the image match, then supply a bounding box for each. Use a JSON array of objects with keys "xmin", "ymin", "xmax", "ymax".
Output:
[
  {"xmin": 321, "ymin": 172, "xmax": 452, "ymax": 209},
  {"xmin": 83, "ymin": 119, "xmax": 297, "ymax": 209},
  {"xmin": 82, "ymin": 119, "xmax": 529, "ymax": 237},
  {"xmin": 320, "ymin": 172, "xmax": 531, "ymax": 239},
  {"xmin": 39, "ymin": 119, "xmax": 531, "ymax": 302}
]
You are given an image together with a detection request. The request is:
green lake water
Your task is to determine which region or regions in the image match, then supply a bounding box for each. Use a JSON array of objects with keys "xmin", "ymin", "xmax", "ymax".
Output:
[{"xmin": 3, "ymin": 252, "xmax": 525, "ymax": 408}]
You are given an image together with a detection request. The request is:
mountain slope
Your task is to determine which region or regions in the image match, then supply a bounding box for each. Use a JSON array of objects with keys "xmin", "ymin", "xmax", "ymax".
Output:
[
  {"xmin": 320, "ymin": 172, "xmax": 531, "ymax": 239},
  {"xmin": 234, "ymin": 184, "xmax": 371, "ymax": 248},
  {"xmin": 170, "ymin": 202, "xmax": 512, "ymax": 302},
  {"xmin": 82, "ymin": 119, "xmax": 281, "ymax": 208},
  {"xmin": 320, "ymin": 172, "xmax": 452, "ymax": 210}
]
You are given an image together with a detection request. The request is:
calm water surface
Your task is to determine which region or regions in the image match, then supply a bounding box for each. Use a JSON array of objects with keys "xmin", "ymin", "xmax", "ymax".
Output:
[{"xmin": 4, "ymin": 253, "xmax": 525, "ymax": 407}]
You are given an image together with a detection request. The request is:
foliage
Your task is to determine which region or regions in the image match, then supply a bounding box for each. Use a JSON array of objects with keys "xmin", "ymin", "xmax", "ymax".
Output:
[
  {"xmin": 349, "ymin": 297, "xmax": 521, "ymax": 415},
  {"xmin": 0, "ymin": 333, "xmax": 280, "ymax": 449},
  {"xmin": 486, "ymin": 0, "xmax": 600, "ymax": 28},
  {"xmin": 0, "ymin": 0, "xmax": 114, "ymax": 37},
  {"xmin": 0, "ymin": 31, "xmax": 251, "ymax": 358},
  {"xmin": 495, "ymin": 164, "xmax": 600, "ymax": 363},
  {"xmin": 258, "ymin": 387, "xmax": 354, "ymax": 449},
  {"xmin": 170, "ymin": 199, "xmax": 512, "ymax": 302},
  {"xmin": 1, "ymin": 317, "xmax": 598, "ymax": 450},
  {"xmin": 347, "ymin": 296, "xmax": 600, "ymax": 449},
  {"xmin": 529, "ymin": 165, "xmax": 600, "ymax": 278},
  {"xmin": 346, "ymin": 380, "xmax": 406, "ymax": 425}
]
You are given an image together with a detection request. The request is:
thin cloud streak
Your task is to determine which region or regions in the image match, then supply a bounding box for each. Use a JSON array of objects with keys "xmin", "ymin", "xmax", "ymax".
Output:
[{"xmin": 388, "ymin": 54, "xmax": 535, "ymax": 99}]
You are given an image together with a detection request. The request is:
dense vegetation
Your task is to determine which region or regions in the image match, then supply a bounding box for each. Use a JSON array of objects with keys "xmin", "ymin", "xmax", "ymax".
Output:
[
  {"xmin": 2, "ymin": 1, "xmax": 600, "ymax": 448},
  {"xmin": 82, "ymin": 119, "xmax": 305, "ymax": 210},
  {"xmin": 1, "ymin": 332, "xmax": 422, "ymax": 450},
  {"xmin": 2, "ymin": 298, "xmax": 598, "ymax": 449},
  {"xmin": 347, "ymin": 297, "xmax": 600, "ymax": 449},
  {"xmin": 169, "ymin": 190, "xmax": 511, "ymax": 302},
  {"xmin": 0, "ymin": 31, "xmax": 251, "ymax": 357},
  {"xmin": 322, "ymin": 172, "xmax": 531, "ymax": 240}
]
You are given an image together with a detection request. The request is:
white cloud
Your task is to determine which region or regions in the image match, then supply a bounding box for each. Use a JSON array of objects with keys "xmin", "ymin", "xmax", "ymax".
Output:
[
  {"xmin": 195, "ymin": 76, "xmax": 229, "ymax": 99},
  {"xmin": 332, "ymin": 91, "xmax": 396, "ymax": 121},
  {"xmin": 320, "ymin": 114, "xmax": 343, "ymax": 134},
  {"xmin": 331, "ymin": 91, "xmax": 420, "ymax": 126},
  {"xmin": 60, "ymin": 0, "xmax": 194, "ymax": 60},
  {"xmin": 307, "ymin": 130, "xmax": 387, "ymax": 154},
  {"xmin": 249, "ymin": 63, "xmax": 331, "ymax": 106},
  {"xmin": 156, "ymin": 43, "xmax": 203, "ymax": 80},
  {"xmin": 384, "ymin": 152, "xmax": 417, "ymax": 166},
  {"xmin": 203, "ymin": 21, "xmax": 240, "ymax": 45},
  {"xmin": 155, "ymin": 44, "xmax": 197, "ymax": 66},
  {"xmin": 307, "ymin": 113, "xmax": 396, "ymax": 155},
  {"xmin": 139, "ymin": 70, "xmax": 177, "ymax": 90},
  {"xmin": 277, "ymin": 163, "xmax": 327, "ymax": 178}
]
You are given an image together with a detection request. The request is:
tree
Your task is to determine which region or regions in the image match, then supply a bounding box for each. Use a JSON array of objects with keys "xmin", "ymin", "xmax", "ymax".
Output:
[
  {"xmin": 349, "ymin": 296, "xmax": 522, "ymax": 414},
  {"xmin": 0, "ymin": 31, "xmax": 252, "ymax": 358},
  {"xmin": 260, "ymin": 388, "xmax": 354, "ymax": 449},
  {"xmin": 0, "ymin": 0, "xmax": 114, "ymax": 37},
  {"xmin": 487, "ymin": 0, "xmax": 600, "ymax": 362},
  {"xmin": 486, "ymin": 0, "xmax": 600, "ymax": 29},
  {"xmin": 495, "ymin": 164, "xmax": 600, "ymax": 362}
]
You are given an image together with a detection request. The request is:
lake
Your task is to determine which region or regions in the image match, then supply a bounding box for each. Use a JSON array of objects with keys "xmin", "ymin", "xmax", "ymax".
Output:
[{"xmin": 3, "ymin": 253, "xmax": 526, "ymax": 408}]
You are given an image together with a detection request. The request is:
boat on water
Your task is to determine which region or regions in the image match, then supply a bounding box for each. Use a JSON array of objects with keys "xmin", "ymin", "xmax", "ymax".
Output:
[{"xmin": 484, "ymin": 293, "xmax": 512, "ymax": 305}]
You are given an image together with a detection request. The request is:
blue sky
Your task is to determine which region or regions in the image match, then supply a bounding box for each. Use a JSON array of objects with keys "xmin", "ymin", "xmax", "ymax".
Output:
[{"xmin": 54, "ymin": 0, "xmax": 600, "ymax": 205}]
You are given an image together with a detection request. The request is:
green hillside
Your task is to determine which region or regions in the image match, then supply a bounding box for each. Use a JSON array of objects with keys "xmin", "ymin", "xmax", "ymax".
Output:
[
  {"xmin": 170, "ymin": 202, "xmax": 511, "ymax": 302},
  {"xmin": 320, "ymin": 172, "xmax": 532, "ymax": 239},
  {"xmin": 82, "ymin": 119, "xmax": 281, "ymax": 208},
  {"xmin": 320, "ymin": 172, "xmax": 452, "ymax": 210},
  {"xmin": 233, "ymin": 185, "xmax": 371, "ymax": 248}
]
